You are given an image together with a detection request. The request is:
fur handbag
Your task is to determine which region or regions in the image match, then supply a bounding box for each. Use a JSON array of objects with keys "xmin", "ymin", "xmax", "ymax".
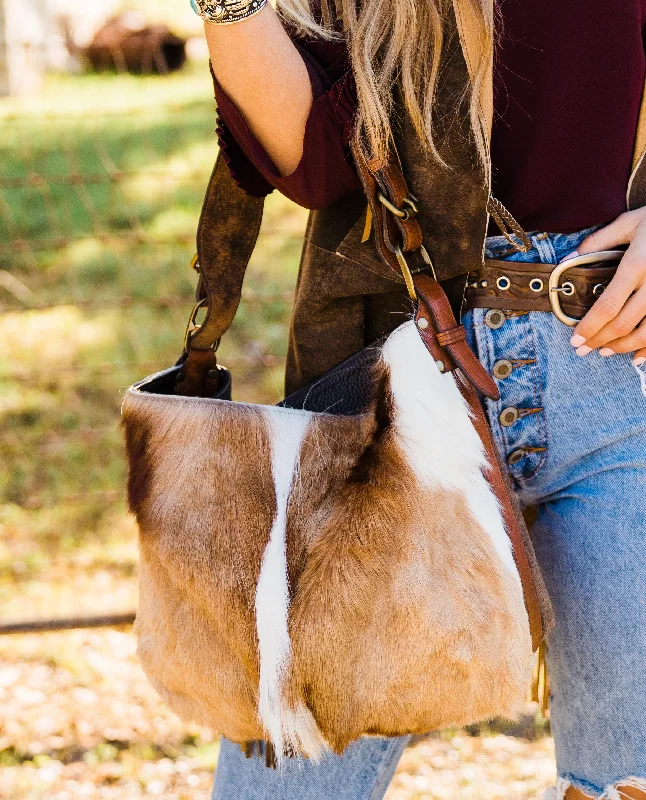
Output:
[{"xmin": 122, "ymin": 150, "xmax": 553, "ymax": 764}]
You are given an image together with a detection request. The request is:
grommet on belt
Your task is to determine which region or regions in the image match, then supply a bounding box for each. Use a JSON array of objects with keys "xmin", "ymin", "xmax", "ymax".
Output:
[
  {"xmin": 507, "ymin": 449, "xmax": 526, "ymax": 465},
  {"xmin": 485, "ymin": 309, "xmax": 506, "ymax": 330},
  {"xmin": 492, "ymin": 359, "xmax": 513, "ymax": 380},
  {"xmin": 499, "ymin": 407, "xmax": 520, "ymax": 427}
]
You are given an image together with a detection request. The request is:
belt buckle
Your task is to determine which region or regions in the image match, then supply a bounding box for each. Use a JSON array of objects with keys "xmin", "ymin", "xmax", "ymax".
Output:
[{"xmin": 548, "ymin": 250, "xmax": 624, "ymax": 326}]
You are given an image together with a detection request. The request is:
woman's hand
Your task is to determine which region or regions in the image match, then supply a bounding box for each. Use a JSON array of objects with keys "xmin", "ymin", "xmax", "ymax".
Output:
[{"xmin": 567, "ymin": 207, "xmax": 646, "ymax": 367}]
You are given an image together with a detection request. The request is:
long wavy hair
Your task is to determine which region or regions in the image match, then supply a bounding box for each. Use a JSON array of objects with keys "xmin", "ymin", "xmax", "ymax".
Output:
[{"xmin": 276, "ymin": 0, "xmax": 494, "ymax": 176}]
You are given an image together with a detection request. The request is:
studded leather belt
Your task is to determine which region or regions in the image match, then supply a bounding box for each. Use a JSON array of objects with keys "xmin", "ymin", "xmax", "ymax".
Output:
[{"xmin": 464, "ymin": 250, "xmax": 624, "ymax": 326}]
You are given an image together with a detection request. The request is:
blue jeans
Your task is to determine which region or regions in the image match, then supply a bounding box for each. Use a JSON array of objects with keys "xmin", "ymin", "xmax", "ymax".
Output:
[{"xmin": 211, "ymin": 228, "xmax": 646, "ymax": 800}]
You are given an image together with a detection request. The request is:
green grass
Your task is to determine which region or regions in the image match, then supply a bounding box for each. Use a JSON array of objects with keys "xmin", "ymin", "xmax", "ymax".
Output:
[{"xmin": 0, "ymin": 62, "xmax": 308, "ymax": 608}]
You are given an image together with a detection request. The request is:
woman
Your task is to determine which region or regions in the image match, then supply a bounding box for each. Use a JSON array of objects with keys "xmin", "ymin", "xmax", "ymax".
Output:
[{"xmin": 194, "ymin": 1, "xmax": 646, "ymax": 797}]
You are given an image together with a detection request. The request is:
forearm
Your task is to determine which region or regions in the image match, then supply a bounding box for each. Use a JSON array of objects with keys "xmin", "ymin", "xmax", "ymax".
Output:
[{"xmin": 205, "ymin": 5, "xmax": 313, "ymax": 176}]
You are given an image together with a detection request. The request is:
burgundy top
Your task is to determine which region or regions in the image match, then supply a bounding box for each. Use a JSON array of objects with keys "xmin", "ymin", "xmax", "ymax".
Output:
[{"xmin": 215, "ymin": 1, "xmax": 646, "ymax": 233}]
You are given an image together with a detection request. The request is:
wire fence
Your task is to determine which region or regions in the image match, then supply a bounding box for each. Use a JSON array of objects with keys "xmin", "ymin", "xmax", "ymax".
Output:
[
  {"xmin": 1, "ymin": 63, "xmax": 304, "ymax": 634},
  {"xmin": 0, "ymin": 129, "xmax": 204, "ymax": 268}
]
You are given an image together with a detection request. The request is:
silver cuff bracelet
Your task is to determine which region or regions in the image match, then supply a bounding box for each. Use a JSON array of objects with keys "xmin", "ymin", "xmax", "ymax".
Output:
[{"xmin": 192, "ymin": 0, "xmax": 267, "ymax": 25}]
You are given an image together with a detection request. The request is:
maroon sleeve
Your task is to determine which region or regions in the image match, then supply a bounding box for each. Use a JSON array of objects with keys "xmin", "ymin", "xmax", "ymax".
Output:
[{"xmin": 213, "ymin": 40, "xmax": 361, "ymax": 210}]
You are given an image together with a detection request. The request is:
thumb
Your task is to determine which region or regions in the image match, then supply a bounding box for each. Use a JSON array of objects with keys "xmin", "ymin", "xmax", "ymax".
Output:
[{"xmin": 574, "ymin": 212, "xmax": 640, "ymax": 257}]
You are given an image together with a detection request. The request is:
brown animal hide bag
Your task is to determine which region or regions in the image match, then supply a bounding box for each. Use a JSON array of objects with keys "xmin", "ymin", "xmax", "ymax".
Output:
[{"xmin": 122, "ymin": 149, "xmax": 553, "ymax": 763}]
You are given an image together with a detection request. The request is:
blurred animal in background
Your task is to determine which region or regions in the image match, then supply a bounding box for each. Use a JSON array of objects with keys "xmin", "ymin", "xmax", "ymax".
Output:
[
  {"xmin": 64, "ymin": 12, "xmax": 188, "ymax": 75},
  {"xmin": 1, "ymin": 2, "xmax": 192, "ymax": 96}
]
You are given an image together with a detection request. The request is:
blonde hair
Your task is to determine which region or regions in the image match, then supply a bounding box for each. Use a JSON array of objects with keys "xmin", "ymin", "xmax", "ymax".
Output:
[{"xmin": 276, "ymin": 0, "xmax": 493, "ymax": 176}]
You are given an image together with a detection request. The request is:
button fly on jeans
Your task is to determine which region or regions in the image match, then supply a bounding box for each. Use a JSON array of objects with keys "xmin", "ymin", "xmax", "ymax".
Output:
[
  {"xmin": 500, "ymin": 407, "xmax": 520, "ymax": 427},
  {"xmin": 507, "ymin": 449, "xmax": 526, "ymax": 465},
  {"xmin": 493, "ymin": 359, "xmax": 513, "ymax": 379},
  {"xmin": 485, "ymin": 309, "xmax": 506, "ymax": 330}
]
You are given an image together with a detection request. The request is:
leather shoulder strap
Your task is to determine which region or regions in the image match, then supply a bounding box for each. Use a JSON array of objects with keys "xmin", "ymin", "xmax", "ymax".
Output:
[
  {"xmin": 192, "ymin": 153, "xmax": 265, "ymax": 349},
  {"xmin": 176, "ymin": 153, "xmax": 264, "ymax": 396}
]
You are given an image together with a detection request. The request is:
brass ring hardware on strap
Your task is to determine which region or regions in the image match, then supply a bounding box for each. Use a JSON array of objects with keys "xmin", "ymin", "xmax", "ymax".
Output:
[
  {"xmin": 548, "ymin": 250, "xmax": 624, "ymax": 326},
  {"xmin": 378, "ymin": 192, "xmax": 419, "ymax": 221},
  {"xmin": 184, "ymin": 254, "xmax": 222, "ymax": 352},
  {"xmin": 184, "ymin": 297, "xmax": 217, "ymax": 351}
]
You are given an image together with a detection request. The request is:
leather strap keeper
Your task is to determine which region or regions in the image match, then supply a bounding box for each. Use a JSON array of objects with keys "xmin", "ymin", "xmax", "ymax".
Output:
[{"xmin": 464, "ymin": 253, "xmax": 624, "ymax": 316}]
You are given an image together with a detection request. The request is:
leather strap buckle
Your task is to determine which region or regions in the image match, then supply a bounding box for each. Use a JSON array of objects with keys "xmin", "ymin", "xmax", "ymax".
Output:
[{"xmin": 548, "ymin": 250, "xmax": 624, "ymax": 326}]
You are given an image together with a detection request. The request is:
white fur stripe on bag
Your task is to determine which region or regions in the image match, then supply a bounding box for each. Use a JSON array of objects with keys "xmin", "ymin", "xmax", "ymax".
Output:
[{"xmin": 255, "ymin": 409, "xmax": 327, "ymax": 762}]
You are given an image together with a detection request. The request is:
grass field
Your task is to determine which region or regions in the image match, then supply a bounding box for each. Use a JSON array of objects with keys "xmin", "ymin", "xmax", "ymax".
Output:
[
  {"xmin": 0, "ymin": 56, "xmax": 555, "ymax": 799},
  {"xmin": 0, "ymin": 61, "xmax": 307, "ymax": 607}
]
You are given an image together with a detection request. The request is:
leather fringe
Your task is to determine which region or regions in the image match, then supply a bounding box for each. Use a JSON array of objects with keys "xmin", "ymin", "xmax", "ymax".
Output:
[
  {"xmin": 530, "ymin": 640, "xmax": 551, "ymax": 716},
  {"xmin": 241, "ymin": 740, "xmax": 277, "ymax": 769},
  {"xmin": 242, "ymin": 740, "xmax": 258, "ymax": 759},
  {"xmin": 362, "ymin": 205, "xmax": 373, "ymax": 243}
]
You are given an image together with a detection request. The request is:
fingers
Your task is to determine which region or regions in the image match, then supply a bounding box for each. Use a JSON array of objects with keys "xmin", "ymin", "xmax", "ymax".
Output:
[
  {"xmin": 571, "ymin": 220, "xmax": 646, "ymax": 351},
  {"xmin": 559, "ymin": 211, "xmax": 646, "ymax": 360},
  {"xmin": 579, "ymin": 285, "xmax": 646, "ymax": 352},
  {"xmin": 571, "ymin": 261, "xmax": 640, "ymax": 348},
  {"xmin": 598, "ymin": 314, "xmax": 646, "ymax": 356},
  {"xmin": 575, "ymin": 210, "xmax": 642, "ymax": 256}
]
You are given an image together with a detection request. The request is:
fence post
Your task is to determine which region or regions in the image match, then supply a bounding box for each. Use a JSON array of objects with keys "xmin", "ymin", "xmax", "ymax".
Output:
[
  {"xmin": 0, "ymin": 0, "xmax": 47, "ymax": 97},
  {"xmin": 0, "ymin": 0, "xmax": 9, "ymax": 96}
]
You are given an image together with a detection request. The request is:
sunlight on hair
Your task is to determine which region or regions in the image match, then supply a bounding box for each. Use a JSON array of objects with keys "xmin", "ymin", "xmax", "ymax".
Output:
[{"xmin": 276, "ymin": 0, "xmax": 493, "ymax": 176}]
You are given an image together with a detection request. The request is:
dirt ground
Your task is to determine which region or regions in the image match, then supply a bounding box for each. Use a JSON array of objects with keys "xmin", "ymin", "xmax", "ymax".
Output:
[{"xmin": 0, "ymin": 626, "xmax": 555, "ymax": 800}]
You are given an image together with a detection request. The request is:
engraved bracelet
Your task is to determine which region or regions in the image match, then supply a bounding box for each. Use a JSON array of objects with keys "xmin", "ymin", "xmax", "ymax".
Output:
[{"xmin": 191, "ymin": 0, "xmax": 267, "ymax": 25}]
